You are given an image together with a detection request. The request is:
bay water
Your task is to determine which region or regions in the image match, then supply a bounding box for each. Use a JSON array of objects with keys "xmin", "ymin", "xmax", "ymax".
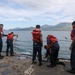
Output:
[{"xmin": 3, "ymin": 31, "xmax": 71, "ymax": 59}]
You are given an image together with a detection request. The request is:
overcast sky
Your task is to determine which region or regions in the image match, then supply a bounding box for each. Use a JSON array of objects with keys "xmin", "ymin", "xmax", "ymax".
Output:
[{"xmin": 0, "ymin": 0, "xmax": 75, "ymax": 29}]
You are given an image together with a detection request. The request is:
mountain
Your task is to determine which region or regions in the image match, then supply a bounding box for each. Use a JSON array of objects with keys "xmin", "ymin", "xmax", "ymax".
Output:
[
  {"xmin": 41, "ymin": 22, "xmax": 72, "ymax": 31},
  {"xmin": 9, "ymin": 27, "xmax": 34, "ymax": 31},
  {"xmin": 49, "ymin": 22, "xmax": 71, "ymax": 31},
  {"xmin": 8, "ymin": 22, "xmax": 72, "ymax": 31},
  {"xmin": 53, "ymin": 22, "xmax": 72, "ymax": 30}
]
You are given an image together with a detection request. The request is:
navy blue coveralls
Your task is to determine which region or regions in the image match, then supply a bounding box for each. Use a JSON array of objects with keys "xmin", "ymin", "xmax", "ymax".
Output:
[
  {"xmin": 71, "ymin": 28, "xmax": 75, "ymax": 70},
  {"xmin": 32, "ymin": 41, "xmax": 42, "ymax": 64},
  {"xmin": 47, "ymin": 39, "xmax": 59, "ymax": 67},
  {"xmin": 0, "ymin": 33, "xmax": 2, "ymax": 56},
  {"xmin": 6, "ymin": 39, "xmax": 13, "ymax": 56}
]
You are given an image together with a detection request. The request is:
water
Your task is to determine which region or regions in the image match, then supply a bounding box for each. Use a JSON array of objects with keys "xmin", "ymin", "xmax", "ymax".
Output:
[{"xmin": 3, "ymin": 30, "xmax": 71, "ymax": 59}]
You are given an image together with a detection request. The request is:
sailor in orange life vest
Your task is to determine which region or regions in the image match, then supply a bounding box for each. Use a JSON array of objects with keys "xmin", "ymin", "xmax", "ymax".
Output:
[
  {"xmin": 0, "ymin": 24, "xmax": 4, "ymax": 57},
  {"xmin": 45, "ymin": 34, "xmax": 59, "ymax": 67},
  {"xmin": 67, "ymin": 21, "xmax": 75, "ymax": 74},
  {"xmin": 6, "ymin": 32, "xmax": 18, "ymax": 56},
  {"xmin": 31, "ymin": 25, "xmax": 43, "ymax": 66}
]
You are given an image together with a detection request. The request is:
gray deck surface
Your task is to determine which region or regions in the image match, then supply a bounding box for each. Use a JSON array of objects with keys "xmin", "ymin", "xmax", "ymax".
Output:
[{"xmin": 0, "ymin": 52, "xmax": 74, "ymax": 75}]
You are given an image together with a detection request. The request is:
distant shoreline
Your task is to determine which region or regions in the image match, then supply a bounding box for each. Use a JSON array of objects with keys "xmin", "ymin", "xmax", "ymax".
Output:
[{"xmin": 4, "ymin": 30, "xmax": 71, "ymax": 31}]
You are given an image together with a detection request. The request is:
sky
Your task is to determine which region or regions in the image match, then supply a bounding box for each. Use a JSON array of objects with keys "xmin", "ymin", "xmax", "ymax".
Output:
[{"xmin": 0, "ymin": 0, "xmax": 75, "ymax": 29}]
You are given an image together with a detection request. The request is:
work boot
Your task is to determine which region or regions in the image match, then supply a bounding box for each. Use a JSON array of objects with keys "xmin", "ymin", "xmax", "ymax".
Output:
[
  {"xmin": 39, "ymin": 63, "xmax": 42, "ymax": 66},
  {"xmin": 6, "ymin": 53, "xmax": 8, "ymax": 56},
  {"xmin": 32, "ymin": 61, "xmax": 37, "ymax": 64},
  {"xmin": 10, "ymin": 55, "xmax": 14, "ymax": 56},
  {"xmin": 54, "ymin": 63, "xmax": 57, "ymax": 67},
  {"xmin": 0, "ymin": 53, "xmax": 3, "ymax": 57},
  {"xmin": 47, "ymin": 64, "xmax": 54, "ymax": 68},
  {"xmin": 67, "ymin": 69, "xmax": 75, "ymax": 74}
]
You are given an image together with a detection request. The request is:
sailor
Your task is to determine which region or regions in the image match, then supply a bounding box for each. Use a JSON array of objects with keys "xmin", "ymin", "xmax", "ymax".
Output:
[
  {"xmin": 67, "ymin": 21, "xmax": 75, "ymax": 74},
  {"xmin": 45, "ymin": 34, "xmax": 59, "ymax": 67},
  {"xmin": 0, "ymin": 24, "xmax": 4, "ymax": 57},
  {"xmin": 31, "ymin": 25, "xmax": 43, "ymax": 66},
  {"xmin": 6, "ymin": 32, "xmax": 18, "ymax": 56}
]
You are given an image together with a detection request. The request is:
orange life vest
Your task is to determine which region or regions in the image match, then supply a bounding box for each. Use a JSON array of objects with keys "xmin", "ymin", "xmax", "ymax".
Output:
[
  {"xmin": 47, "ymin": 35, "xmax": 57, "ymax": 45},
  {"xmin": 70, "ymin": 25, "xmax": 75, "ymax": 40},
  {"xmin": 7, "ymin": 33, "xmax": 13, "ymax": 41},
  {"xmin": 0, "ymin": 28, "xmax": 3, "ymax": 38},
  {"xmin": 31, "ymin": 28, "xmax": 41, "ymax": 42},
  {"xmin": 0, "ymin": 26, "xmax": 3, "ymax": 34}
]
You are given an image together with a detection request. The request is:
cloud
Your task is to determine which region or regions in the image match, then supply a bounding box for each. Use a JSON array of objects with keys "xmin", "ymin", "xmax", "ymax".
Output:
[{"xmin": 0, "ymin": 0, "xmax": 75, "ymax": 23}]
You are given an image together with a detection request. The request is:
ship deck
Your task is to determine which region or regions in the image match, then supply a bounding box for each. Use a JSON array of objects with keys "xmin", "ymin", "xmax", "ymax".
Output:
[{"xmin": 0, "ymin": 52, "xmax": 73, "ymax": 75}]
